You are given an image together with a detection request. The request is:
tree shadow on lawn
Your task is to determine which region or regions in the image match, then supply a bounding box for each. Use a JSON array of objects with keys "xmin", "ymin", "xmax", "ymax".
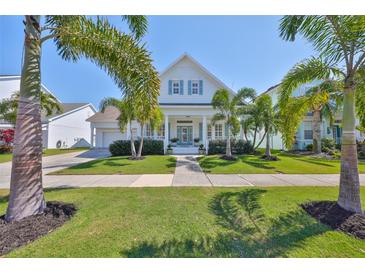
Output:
[
  {"xmin": 121, "ymin": 189, "xmax": 330, "ymax": 258},
  {"xmin": 295, "ymin": 158, "xmax": 336, "ymax": 167}
]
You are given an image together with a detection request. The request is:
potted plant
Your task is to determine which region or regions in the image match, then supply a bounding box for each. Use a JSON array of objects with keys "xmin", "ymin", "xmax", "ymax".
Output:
[
  {"xmin": 198, "ymin": 144, "xmax": 206, "ymax": 155},
  {"xmin": 170, "ymin": 137, "xmax": 179, "ymax": 147},
  {"xmin": 194, "ymin": 137, "xmax": 200, "ymax": 146},
  {"xmin": 166, "ymin": 144, "xmax": 173, "ymax": 154}
]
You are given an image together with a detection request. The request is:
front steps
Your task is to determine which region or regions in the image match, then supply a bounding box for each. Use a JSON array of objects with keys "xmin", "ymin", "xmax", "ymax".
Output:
[{"xmin": 170, "ymin": 146, "xmax": 199, "ymax": 155}]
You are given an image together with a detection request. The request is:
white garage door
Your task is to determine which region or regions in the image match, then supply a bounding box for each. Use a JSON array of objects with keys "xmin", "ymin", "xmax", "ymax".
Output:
[{"xmin": 102, "ymin": 131, "xmax": 124, "ymax": 148}]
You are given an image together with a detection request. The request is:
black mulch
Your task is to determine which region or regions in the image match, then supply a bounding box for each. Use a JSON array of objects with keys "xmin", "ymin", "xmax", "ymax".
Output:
[
  {"xmin": 301, "ymin": 201, "xmax": 365, "ymax": 241},
  {"xmin": 0, "ymin": 201, "xmax": 76, "ymax": 256}
]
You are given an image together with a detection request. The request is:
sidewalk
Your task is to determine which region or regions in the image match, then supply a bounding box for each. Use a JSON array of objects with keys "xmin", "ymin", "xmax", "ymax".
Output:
[{"xmin": 0, "ymin": 155, "xmax": 364, "ymax": 188}]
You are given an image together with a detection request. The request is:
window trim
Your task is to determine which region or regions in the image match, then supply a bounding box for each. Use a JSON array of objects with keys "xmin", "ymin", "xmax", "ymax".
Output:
[
  {"xmin": 172, "ymin": 80, "xmax": 180, "ymax": 94},
  {"xmin": 215, "ymin": 124, "xmax": 223, "ymax": 140},
  {"xmin": 191, "ymin": 80, "xmax": 199, "ymax": 95}
]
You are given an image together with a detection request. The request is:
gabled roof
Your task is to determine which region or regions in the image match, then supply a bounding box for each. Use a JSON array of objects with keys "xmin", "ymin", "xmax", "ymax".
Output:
[
  {"xmin": 86, "ymin": 106, "xmax": 120, "ymax": 123},
  {"xmin": 45, "ymin": 103, "xmax": 96, "ymax": 122},
  {"xmin": 160, "ymin": 53, "xmax": 236, "ymax": 95}
]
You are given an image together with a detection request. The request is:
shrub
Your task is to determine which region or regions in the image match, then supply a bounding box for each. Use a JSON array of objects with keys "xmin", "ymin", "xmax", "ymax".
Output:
[
  {"xmin": 194, "ymin": 138, "xmax": 200, "ymax": 143},
  {"xmin": 109, "ymin": 140, "xmax": 164, "ymax": 156},
  {"xmin": 208, "ymin": 139, "xmax": 253, "ymax": 155},
  {"xmin": 170, "ymin": 137, "xmax": 179, "ymax": 143},
  {"xmin": 335, "ymin": 143, "xmax": 342, "ymax": 150},
  {"xmin": 321, "ymin": 138, "xmax": 335, "ymax": 152},
  {"xmin": 306, "ymin": 144, "xmax": 313, "ymax": 151}
]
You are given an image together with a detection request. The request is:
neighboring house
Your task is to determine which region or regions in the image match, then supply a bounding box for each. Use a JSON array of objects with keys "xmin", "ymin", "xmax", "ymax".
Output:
[
  {"xmin": 88, "ymin": 53, "xmax": 243, "ymax": 154},
  {"xmin": 261, "ymin": 83, "xmax": 364, "ymax": 150},
  {"xmin": 0, "ymin": 75, "xmax": 96, "ymax": 149}
]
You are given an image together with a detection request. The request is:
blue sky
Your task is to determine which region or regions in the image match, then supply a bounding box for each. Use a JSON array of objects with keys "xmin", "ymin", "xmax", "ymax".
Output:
[{"xmin": 0, "ymin": 16, "xmax": 315, "ymax": 109}]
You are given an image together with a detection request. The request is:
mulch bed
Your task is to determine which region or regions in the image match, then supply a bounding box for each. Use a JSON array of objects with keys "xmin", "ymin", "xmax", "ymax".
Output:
[
  {"xmin": 301, "ymin": 201, "xmax": 365, "ymax": 241},
  {"xmin": 0, "ymin": 201, "xmax": 76, "ymax": 256},
  {"xmin": 220, "ymin": 155, "xmax": 237, "ymax": 161}
]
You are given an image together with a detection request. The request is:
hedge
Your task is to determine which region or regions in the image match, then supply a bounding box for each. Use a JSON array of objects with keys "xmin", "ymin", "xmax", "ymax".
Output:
[
  {"xmin": 109, "ymin": 139, "xmax": 164, "ymax": 156},
  {"xmin": 208, "ymin": 139, "xmax": 253, "ymax": 155}
]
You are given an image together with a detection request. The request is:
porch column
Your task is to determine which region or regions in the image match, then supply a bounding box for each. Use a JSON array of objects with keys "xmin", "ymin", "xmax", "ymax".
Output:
[
  {"xmin": 90, "ymin": 125, "xmax": 95, "ymax": 148},
  {"xmin": 239, "ymin": 118, "xmax": 243, "ymax": 140},
  {"xmin": 164, "ymin": 115, "xmax": 169, "ymax": 151},
  {"xmin": 202, "ymin": 116, "xmax": 207, "ymax": 153}
]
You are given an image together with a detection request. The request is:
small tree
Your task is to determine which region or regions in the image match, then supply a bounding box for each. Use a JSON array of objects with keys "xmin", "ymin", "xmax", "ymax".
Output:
[
  {"xmin": 0, "ymin": 91, "xmax": 62, "ymax": 125},
  {"xmin": 211, "ymin": 88, "xmax": 255, "ymax": 158}
]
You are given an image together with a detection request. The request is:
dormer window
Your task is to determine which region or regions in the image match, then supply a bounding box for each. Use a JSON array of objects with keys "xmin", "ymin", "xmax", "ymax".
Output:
[
  {"xmin": 192, "ymin": 80, "xmax": 199, "ymax": 94},
  {"xmin": 172, "ymin": 80, "xmax": 180, "ymax": 94}
]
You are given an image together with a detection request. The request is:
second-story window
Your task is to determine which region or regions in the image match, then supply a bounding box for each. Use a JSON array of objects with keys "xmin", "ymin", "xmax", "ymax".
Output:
[
  {"xmin": 172, "ymin": 80, "xmax": 180, "ymax": 94},
  {"xmin": 192, "ymin": 80, "xmax": 199, "ymax": 94}
]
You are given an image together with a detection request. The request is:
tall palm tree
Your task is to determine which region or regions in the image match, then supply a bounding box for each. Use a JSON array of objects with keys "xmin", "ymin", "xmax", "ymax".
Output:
[
  {"xmin": 99, "ymin": 97, "xmax": 137, "ymax": 158},
  {"xmin": 6, "ymin": 15, "xmax": 159, "ymax": 222},
  {"xmin": 279, "ymin": 15, "xmax": 365, "ymax": 213},
  {"xmin": 279, "ymin": 59, "xmax": 343, "ymax": 153},
  {"xmin": 211, "ymin": 88, "xmax": 255, "ymax": 158},
  {"xmin": 0, "ymin": 91, "xmax": 62, "ymax": 125}
]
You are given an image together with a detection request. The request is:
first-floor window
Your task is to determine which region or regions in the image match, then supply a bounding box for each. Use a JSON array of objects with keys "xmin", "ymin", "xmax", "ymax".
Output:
[
  {"xmin": 304, "ymin": 129, "xmax": 313, "ymax": 140},
  {"xmin": 157, "ymin": 124, "xmax": 165, "ymax": 139},
  {"xmin": 145, "ymin": 124, "xmax": 152, "ymax": 138},
  {"xmin": 215, "ymin": 124, "xmax": 223, "ymax": 139},
  {"xmin": 207, "ymin": 125, "xmax": 212, "ymax": 140}
]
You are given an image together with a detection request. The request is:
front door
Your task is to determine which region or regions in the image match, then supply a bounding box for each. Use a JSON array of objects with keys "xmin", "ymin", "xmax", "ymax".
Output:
[{"xmin": 177, "ymin": 126, "xmax": 192, "ymax": 145}]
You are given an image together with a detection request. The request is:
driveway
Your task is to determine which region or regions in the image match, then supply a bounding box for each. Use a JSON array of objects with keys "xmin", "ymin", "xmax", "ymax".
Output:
[{"xmin": 0, "ymin": 149, "xmax": 110, "ymax": 188}]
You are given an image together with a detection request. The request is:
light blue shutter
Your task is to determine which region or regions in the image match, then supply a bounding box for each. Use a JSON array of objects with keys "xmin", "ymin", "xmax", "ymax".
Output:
[
  {"xmin": 188, "ymin": 80, "xmax": 192, "ymax": 95},
  {"xmin": 199, "ymin": 123, "xmax": 203, "ymax": 141},
  {"xmin": 180, "ymin": 80, "xmax": 184, "ymax": 95},
  {"xmin": 225, "ymin": 123, "xmax": 228, "ymax": 139},
  {"xmin": 199, "ymin": 80, "xmax": 203, "ymax": 95},
  {"xmin": 168, "ymin": 80, "xmax": 172, "ymax": 95}
]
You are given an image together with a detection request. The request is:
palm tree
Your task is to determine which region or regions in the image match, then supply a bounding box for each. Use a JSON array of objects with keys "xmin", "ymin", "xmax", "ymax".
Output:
[
  {"xmin": 135, "ymin": 101, "xmax": 163, "ymax": 159},
  {"xmin": 99, "ymin": 97, "xmax": 137, "ymax": 158},
  {"xmin": 0, "ymin": 91, "xmax": 62, "ymax": 125},
  {"xmin": 211, "ymin": 88, "xmax": 255, "ymax": 158},
  {"xmin": 279, "ymin": 15, "xmax": 365, "ymax": 213},
  {"xmin": 259, "ymin": 94, "xmax": 279, "ymax": 158},
  {"xmin": 240, "ymin": 94, "xmax": 269, "ymax": 150},
  {"xmin": 279, "ymin": 58, "xmax": 343, "ymax": 153},
  {"xmin": 6, "ymin": 15, "xmax": 159, "ymax": 222}
]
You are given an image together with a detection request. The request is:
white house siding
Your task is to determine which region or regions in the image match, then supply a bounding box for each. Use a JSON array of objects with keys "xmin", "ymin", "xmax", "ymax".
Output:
[{"xmin": 47, "ymin": 105, "xmax": 95, "ymax": 148}]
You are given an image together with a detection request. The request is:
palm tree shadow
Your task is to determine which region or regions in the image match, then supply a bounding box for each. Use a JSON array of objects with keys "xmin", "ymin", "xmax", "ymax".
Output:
[{"xmin": 120, "ymin": 189, "xmax": 330, "ymax": 257}]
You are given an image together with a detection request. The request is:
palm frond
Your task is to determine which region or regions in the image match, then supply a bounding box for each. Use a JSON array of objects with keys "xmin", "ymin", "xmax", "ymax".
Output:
[{"xmin": 122, "ymin": 15, "xmax": 148, "ymax": 40}]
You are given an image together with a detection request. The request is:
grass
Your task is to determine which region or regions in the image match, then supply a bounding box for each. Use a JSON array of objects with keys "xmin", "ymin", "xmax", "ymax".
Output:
[
  {"xmin": 199, "ymin": 152, "xmax": 365, "ymax": 174},
  {"xmin": 0, "ymin": 153, "xmax": 12, "ymax": 163},
  {"xmin": 1, "ymin": 187, "xmax": 365, "ymax": 258},
  {"xmin": 50, "ymin": 155, "xmax": 177, "ymax": 175},
  {"xmin": 0, "ymin": 148, "xmax": 89, "ymax": 164}
]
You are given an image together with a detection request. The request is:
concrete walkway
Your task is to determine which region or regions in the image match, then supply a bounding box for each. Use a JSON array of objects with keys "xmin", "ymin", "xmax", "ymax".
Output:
[{"xmin": 0, "ymin": 154, "xmax": 365, "ymax": 188}]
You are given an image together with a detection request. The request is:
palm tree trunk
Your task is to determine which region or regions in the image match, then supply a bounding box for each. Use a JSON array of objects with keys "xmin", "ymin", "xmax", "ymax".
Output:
[
  {"xmin": 137, "ymin": 124, "xmax": 144, "ymax": 158},
  {"xmin": 129, "ymin": 122, "xmax": 136, "ymax": 157},
  {"xmin": 226, "ymin": 125, "xmax": 232, "ymax": 157},
  {"xmin": 312, "ymin": 109, "xmax": 322, "ymax": 154},
  {"xmin": 338, "ymin": 83, "xmax": 362, "ymax": 213},
  {"xmin": 255, "ymin": 131, "xmax": 267, "ymax": 150},
  {"xmin": 252, "ymin": 126, "xmax": 258, "ymax": 148},
  {"xmin": 265, "ymin": 130, "xmax": 271, "ymax": 157},
  {"xmin": 6, "ymin": 16, "xmax": 46, "ymax": 222}
]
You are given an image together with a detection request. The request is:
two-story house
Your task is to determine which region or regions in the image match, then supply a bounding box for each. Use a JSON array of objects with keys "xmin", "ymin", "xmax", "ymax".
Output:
[{"xmin": 88, "ymin": 53, "xmax": 239, "ymax": 154}]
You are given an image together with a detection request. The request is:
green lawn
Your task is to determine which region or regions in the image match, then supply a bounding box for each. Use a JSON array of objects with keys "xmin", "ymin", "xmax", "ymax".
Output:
[
  {"xmin": 51, "ymin": 155, "xmax": 176, "ymax": 175},
  {"xmin": 0, "ymin": 153, "xmax": 12, "ymax": 163},
  {"xmin": 199, "ymin": 152, "xmax": 365, "ymax": 174},
  {"xmin": 1, "ymin": 187, "xmax": 365, "ymax": 257},
  {"xmin": 0, "ymin": 148, "xmax": 89, "ymax": 164}
]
